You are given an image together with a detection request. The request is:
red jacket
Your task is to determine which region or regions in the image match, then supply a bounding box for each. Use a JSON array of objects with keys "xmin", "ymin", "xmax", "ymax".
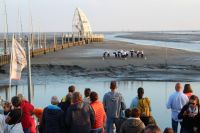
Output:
[
  {"xmin": 90, "ymin": 101, "xmax": 106, "ymax": 130},
  {"xmin": 20, "ymin": 100, "xmax": 34, "ymax": 129}
]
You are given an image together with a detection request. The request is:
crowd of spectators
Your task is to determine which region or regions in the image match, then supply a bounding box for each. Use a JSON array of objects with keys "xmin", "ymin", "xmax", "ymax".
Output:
[{"xmin": 0, "ymin": 82, "xmax": 199, "ymax": 133}]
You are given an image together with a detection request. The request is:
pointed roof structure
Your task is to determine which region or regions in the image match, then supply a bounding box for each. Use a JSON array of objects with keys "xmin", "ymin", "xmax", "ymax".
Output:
[{"xmin": 72, "ymin": 8, "xmax": 92, "ymax": 37}]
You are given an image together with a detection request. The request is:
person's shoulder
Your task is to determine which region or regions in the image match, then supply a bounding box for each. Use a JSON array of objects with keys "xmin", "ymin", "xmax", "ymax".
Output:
[
  {"xmin": 180, "ymin": 93, "xmax": 188, "ymax": 98},
  {"xmin": 144, "ymin": 97, "xmax": 150, "ymax": 100},
  {"xmin": 61, "ymin": 96, "xmax": 66, "ymax": 102},
  {"xmin": 115, "ymin": 92, "xmax": 123, "ymax": 97},
  {"xmin": 169, "ymin": 92, "xmax": 177, "ymax": 98},
  {"xmin": 103, "ymin": 92, "xmax": 110, "ymax": 97}
]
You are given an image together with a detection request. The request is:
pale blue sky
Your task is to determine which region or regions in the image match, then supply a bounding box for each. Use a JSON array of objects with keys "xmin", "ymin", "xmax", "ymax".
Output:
[{"xmin": 1, "ymin": 0, "xmax": 200, "ymax": 32}]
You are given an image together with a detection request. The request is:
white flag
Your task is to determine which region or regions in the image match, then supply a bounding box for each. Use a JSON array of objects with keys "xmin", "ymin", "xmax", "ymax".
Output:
[{"xmin": 10, "ymin": 37, "xmax": 27, "ymax": 80}]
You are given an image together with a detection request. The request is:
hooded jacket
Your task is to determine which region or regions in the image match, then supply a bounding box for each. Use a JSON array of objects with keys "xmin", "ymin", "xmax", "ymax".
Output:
[
  {"xmin": 66, "ymin": 102, "xmax": 95, "ymax": 133},
  {"xmin": 120, "ymin": 118, "xmax": 145, "ymax": 133},
  {"xmin": 40, "ymin": 105, "xmax": 65, "ymax": 133}
]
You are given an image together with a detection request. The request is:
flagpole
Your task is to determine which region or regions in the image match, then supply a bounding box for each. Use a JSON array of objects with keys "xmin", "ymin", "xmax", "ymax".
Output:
[
  {"xmin": 4, "ymin": 0, "xmax": 8, "ymax": 55},
  {"xmin": 25, "ymin": 36, "xmax": 32, "ymax": 103},
  {"xmin": 8, "ymin": 35, "xmax": 15, "ymax": 101}
]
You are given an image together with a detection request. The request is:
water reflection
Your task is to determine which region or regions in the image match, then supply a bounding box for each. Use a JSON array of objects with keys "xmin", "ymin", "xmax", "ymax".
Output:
[{"xmin": 1, "ymin": 80, "xmax": 200, "ymax": 130}]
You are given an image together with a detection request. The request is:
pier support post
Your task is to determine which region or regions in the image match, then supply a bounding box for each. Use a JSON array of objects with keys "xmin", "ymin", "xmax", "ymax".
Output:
[
  {"xmin": 54, "ymin": 33, "xmax": 57, "ymax": 51},
  {"xmin": 72, "ymin": 33, "xmax": 75, "ymax": 43},
  {"xmin": 62, "ymin": 33, "xmax": 64, "ymax": 45},
  {"xmin": 68, "ymin": 33, "xmax": 70, "ymax": 43},
  {"xmin": 78, "ymin": 32, "xmax": 80, "ymax": 42},
  {"xmin": 40, "ymin": 32, "xmax": 42, "ymax": 48},
  {"xmin": 30, "ymin": 34, "xmax": 34, "ymax": 57},
  {"xmin": 3, "ymin": 38, "xmax": 7, "ymax": 55},
  {"xmin": 44, "ymin": 33, "xmax": 46, "ymax": 54}
]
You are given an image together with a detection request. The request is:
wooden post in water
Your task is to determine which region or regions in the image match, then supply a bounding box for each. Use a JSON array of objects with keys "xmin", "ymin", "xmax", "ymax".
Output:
[
  {"xmin": 3, "ymin": 38, "xmax": 7, "ymax": 55},
  {"xmin": 15, "ymin": 85, "xmax": 18, "ymax": 96},
  {"xmin": 64, "ymin": 34, "xmax": 66, "ymax": 44},
  {"xmin": 78, "ymin": 32, "xmax": 80, "ymax": 42},
  {"xmin": 44, "ymin": 33, "xmax": 47, "ymax": 54},
  {"xmin": 40, "ymin": 32, "xmax": 42, "ymax": 48},
  {"xmin": 54, "ymin": 33, "xmax": 57, "ymax": 51},
  {"xmin": 30, "ymin": 34, "xmax": 34, "ymax": 57},
  {"xmin": 62, "ymin": 33, "xmax": 64, "ymax": 45},
  {"xmin": 32, "ymin": 33, "xmax": 35, "ymax": 50},
  {"xmin": 72, "ymin": 33, "xmax": 75, "ymax": 43},
  {"xmin": 68, "ymin": 33, "xmax": 70, "ymax": 43}
]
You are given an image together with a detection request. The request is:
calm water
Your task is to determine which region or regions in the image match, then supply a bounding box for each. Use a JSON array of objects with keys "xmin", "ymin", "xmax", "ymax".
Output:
[
  {"xmin": 1, "ymin": 79, "xmax": 200, "ymax": 130},
  {"xmin": 105, "ymin": 33, "xmax": 200, "ymax": 52}
]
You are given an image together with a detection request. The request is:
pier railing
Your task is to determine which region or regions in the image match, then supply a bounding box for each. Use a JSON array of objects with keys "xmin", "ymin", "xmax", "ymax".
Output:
[
  {"xmin": 0, "ymin": 33, "xmax": 104, "ymax": 66},
  {"xmin": 0, "ymin": 55, "xmax": 10, "ymax": 66}
]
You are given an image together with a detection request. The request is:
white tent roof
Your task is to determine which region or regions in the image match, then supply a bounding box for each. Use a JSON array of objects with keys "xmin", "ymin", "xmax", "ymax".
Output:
[{"xmin": 72, "ymin": 8, "xmax": 92, "ymax": 37}]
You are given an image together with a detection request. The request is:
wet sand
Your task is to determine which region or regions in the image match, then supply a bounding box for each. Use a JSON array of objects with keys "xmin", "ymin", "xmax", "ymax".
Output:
[
  {"xmin": 29, "ymin": 40, "xmax": 200, "ymax": 81},
  {"xmin": 1, "ymin": 40, "xmax": 200, "ymax": 81}
]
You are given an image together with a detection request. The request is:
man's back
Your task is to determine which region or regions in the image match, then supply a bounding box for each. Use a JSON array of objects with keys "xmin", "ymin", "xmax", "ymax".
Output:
[
  {"xmin": 66, "ymin": 102, "xmax": 95, "ymax": 133},
  {"xmin": 167, "ymin": 91, "xmax": 188, "ymax": 121},
  {"xmin": 103, "ymin": 91, "xmax": 126, "ymax": 118},
  {"xmin": 43, "ymin": 105, "xmax": 64, "ymax": 133}
]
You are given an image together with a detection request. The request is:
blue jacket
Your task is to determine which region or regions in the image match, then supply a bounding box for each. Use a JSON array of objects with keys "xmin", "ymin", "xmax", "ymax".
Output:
[{"xmin": 40, "ymin": 105, "xmax": 65, "ymax": 133}]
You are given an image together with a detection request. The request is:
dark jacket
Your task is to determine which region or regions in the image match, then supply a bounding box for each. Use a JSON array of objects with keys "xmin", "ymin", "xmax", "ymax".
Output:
[
  {"xmin": 66, "ymin": 102, "xmax": 95, "ymax": 133},
  {"xmin": 40, "ymin": 105, "xmax": 65, "ymax": 133},
  {"xmin": 58, "ymin": 100, "xmax": 71, "ymax": 113},
  {"xmin": 120, "ymin": 118, "xmax": 145, "ymax": 133},
  {"xmin": 178, "ymin": 104, "xmax": 199, "ymax": 131}
]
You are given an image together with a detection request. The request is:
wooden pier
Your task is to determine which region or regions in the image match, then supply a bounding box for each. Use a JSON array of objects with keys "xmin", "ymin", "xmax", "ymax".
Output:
[{"xmin": 0, "ymin": 33, "xmax": 104, "ymax": 66}]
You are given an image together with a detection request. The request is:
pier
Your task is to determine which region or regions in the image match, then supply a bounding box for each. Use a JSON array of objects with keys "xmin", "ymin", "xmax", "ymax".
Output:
[{"xmin": 0, "ymin": 33, "xmax": 104, "ymax": 66}]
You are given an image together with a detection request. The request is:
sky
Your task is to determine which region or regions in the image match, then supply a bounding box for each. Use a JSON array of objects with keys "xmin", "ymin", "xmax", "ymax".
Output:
[{"xmin": 0, "ymin": 0, "xmax": 200, "ymax": 32}]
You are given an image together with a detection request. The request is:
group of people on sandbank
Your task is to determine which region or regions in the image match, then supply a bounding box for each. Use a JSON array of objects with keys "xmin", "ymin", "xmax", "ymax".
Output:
[
  {"xmin": 0, "ymin": 82, "xmax": 199, "ymax": 133},
  {"xmin": 103, "ymin": 50, "xmax": 144, "ymax": 59}
]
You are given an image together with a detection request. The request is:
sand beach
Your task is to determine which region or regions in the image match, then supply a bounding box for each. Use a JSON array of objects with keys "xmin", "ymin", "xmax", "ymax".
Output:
[
  {"xmin": 1, "ymin": 39, "xmax": 200, "ymax": 82},
  {"xmin": 27, "ymin": 39, "xmax": 200, "ymax": 81}
]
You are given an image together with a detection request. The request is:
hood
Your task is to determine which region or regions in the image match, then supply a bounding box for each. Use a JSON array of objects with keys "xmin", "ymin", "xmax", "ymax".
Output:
[
  {"xmin": 126, "ymin": 119, "xmax": 143, "ymax": 128},
  {"xmin": 71, "ymin": 102, "xmax": 84, "ymax": 110}
]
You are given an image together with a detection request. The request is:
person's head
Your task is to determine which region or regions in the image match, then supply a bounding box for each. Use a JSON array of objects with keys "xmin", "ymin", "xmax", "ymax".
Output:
[
  {"xmin": 51, "ymin": 96, "xmax": 59, "ymax": 105},
  {"xmin": 3, "ymin": 101, "xmax": 12, "ymax": 113},
  {"xmin": 183, "ymin": 84, "xmax": 193, "ymax": 94},
  {"xmin": 189, "ymin": 95, "xmax": 199, "ymax": 108},
  {"xmin": 131, "ymin": 108, "xmax": 141, "ymax": 118},
  {"xmin": 11, "ymin": 96, "xmax": 21, "ymax": 107},
  {"xmin": 164, "ymin": 128, "xmax": 174, "ymax": 133},
  {"xmin": 68, "ymin": 85, "xmax": 76, "ymax": 93},
  {"xmin": 137, "ymin": 87, "xmax": 144, "ymax": 99},
  {"xmin": 84, "ymin": 88, "xmax": 91, "ymax": 98},
  {"xmin": 66, "ymin": 93, "xmax": 72, "ymax": 104},
  {"xmin": 110, "ymin": 81, "xmax": 117, "ymax": 91},
  {"xmin": 90, "ymin": 91, "xmax": 98, "ymax": 103},
  {"xmin": 72, "ymin": 92, "xmax": 82, "ymax": 104},
  {"xmin": 144, "ymin": 124, "xmax": 162, "ymax": 133},
  {"xmin": 175, "ymin": 83, "xmax": 182, "ymax": 92},
  {"xmin": 125, "ymin": 108, "xmax": 132, "ymax": 118},
  {"xmin": 17, "ymin": 93, "xmax": 25, "ymax": 101}
]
